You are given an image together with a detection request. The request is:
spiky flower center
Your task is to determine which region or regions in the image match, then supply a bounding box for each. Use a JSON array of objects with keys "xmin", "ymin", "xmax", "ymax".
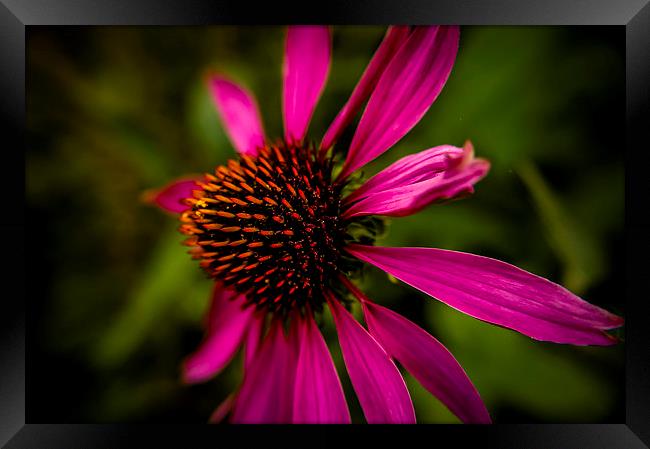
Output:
[{"xmin": 180, "ymin": 143, "xmax": 359, "ymax": 314}]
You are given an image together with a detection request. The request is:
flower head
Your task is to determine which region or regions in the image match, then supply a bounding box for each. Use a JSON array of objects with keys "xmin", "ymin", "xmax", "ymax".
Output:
[
  {"xmin": 147, "ymin": 26, "xmax": 623, "ymax": 424},
  {"xmin": 179, "ymin": 142, "xmax": 369, "ymax": 315}
]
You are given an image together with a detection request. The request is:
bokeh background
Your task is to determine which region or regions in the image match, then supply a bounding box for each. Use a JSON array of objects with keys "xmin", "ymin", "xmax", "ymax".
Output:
[{"xmin": 26, "ymin": 26, "xmax": 624, "ymax": 423}]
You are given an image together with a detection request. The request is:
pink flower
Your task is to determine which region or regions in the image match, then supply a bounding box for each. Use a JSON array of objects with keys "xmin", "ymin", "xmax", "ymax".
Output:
[{"xmin": 147, "ymin": 26, "xmax": 623, "ymax": 424}]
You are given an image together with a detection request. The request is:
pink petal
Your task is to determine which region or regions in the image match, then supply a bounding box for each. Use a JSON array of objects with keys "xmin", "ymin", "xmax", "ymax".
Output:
[
  {"xmin": 327, "ymin": 293, "xmax": 416, "ymax": 424},
  {"xmin": 207, "ymin": 312, "xmax": 266, "ymax": 423},
  {"xmin": 293, "ymin": 313, "xmax": 351, "ymax": 424},
  {"xmin": 338, "ymin": 26, "xmax": 460, "ymax": 181},
  {"xmin": 230, "ymin": 318, "xmax": 299, "ymax": 423},
  {"xmin": 344, "ymin": 142, "xmax": 490, "ymax": 218},
  {"xmin": 347, "ymin": 245, "xmax": 624, "ymax": 346},
  {"xmin": 144, "ymin": 178, "xmax": 200, "ymax": 214},
  {"xmin": 342, "ymin": 279, "xmax": 489, "ymax": 423},
  {"xmin": 208, "ymin": 75, "xmax": 265, "ymax": 156},
  {"xmin": 243, "ymin": 311, "xmax": 265, "ymax": 371},
  {"xmin": 283, "ymin": 26, "xmax": 331, "ymax": 144},
  {"xmin": 182, "ymin": 287, "xmax": 255, "ymax": 384},
  {"xmin": 320, "ymin": 26, "xmax": 411, "ymax": 151}
]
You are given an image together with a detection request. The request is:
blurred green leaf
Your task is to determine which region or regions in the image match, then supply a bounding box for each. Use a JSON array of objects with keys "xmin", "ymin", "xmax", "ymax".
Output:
[
  {"xmin": 517, "ymin": 160, "xmax": 604, "ymax": 293},
  {"xmin": 93, "ymin": 225, "xmax": 210, "ymax": 367},
  {"xmin": 381, "ymin": 201, "xmax": 512, "ymax": 251}
]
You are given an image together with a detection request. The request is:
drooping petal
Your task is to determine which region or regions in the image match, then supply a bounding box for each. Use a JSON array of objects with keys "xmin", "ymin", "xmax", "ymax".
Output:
[
  {"xmin": 344, "ymin": 142, "xmax": 490, "ymax": 218},
  {"xmin": 320, "ymin": 26, "xmax": 411, "ymax": 152},
  {"xmin": 338, "ymin": 26, "xmax": 460, "ymax": 180},
  {"xmin": 230, "ymin": 318, "xmax": 299, "ymax": 423},
  {"xmin": 293, "ymin": 313, "xmax": 351, "ymax": 424},
  {"xmin": 341, "ymin": 278, "xmax": 489, "ymax": 423},
  {"xmin": 347, "ymin": 245, "xmax": 624, "ymax": 346},
  {"xmin": 283, "ymin": 26, "xmax": 331, "ymax": 144},
  {"xmin": 364, "ymin": 302, "xmax": 491, "ymax": 424},
  {"xmin": 208, "ymin": 75, "xmax": 266, "ymax": 156},
  {"xmin": 327, "ymin": 293, "xmax": 416, "ymax": 424},
  {"xmin": 182, "ymin": 287, "xmax": 255, "ymax": 384},
  {"xmin": 143, "ymin": 178, "xmax": 200, "ymax": 214}
]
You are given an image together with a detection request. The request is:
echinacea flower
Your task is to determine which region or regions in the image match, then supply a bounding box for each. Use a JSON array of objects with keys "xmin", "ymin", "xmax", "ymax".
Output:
[{"xmin": 147, "ymin": 25, "xmax": 624, "ymax": 424}]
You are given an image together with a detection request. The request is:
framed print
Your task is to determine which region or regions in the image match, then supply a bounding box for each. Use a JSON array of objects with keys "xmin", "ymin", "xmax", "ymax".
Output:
[{"xmin": 5, "ymin": 0, "xmax": 650, "ymax": 447}]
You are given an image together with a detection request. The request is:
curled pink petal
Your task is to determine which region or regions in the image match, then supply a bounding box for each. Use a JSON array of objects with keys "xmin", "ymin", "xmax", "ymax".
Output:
[
  {"xmin": 208, "ymin": 75, "xmax": 266, "ymax": 156},
  {"xmin": 320, "ymin": 26, "xmax": 411, "ymax": 152},
  {"xmin": 327, "ymin": 293, "xmax": 416, "ymax": 424},
  {"xmin": 230, "ymin": 318, "xmax": 299, "ymax": 423},
  {"xmin": 293, "ymin": 313, "xmax": 351, "ymax": 424},
  {"xmin": 346, "ymin": 144, "xmax": 463, "ymax": 203},
  {"xmin": 283, "ymin": 26, "xmax": 331, "ymax": 144},
  {"xmin": 347, "ymin": 245, "xmax": 624, "ymax": 346},
  {"xmin": 182, "ymin": 287, "xmax": 255, "ymax": 384},
  {"xmin": 342, "ymin": 278, "xmax": 489, "ymax": 423},
  {"xmin": 338, "ymin": 26, "xmax": 460, "ymax": 180},
  {"xmin": 344, "ymin": 142, "xmax": 490, "ymax": 218},
  {"xmin": 143, "ymin": 178, "xmax": 200, "ymax": 214}
]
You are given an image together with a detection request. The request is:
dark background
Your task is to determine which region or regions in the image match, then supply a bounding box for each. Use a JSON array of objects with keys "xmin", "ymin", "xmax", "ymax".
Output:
[{"xmin": 26, "ymin": 25, "xmax": 624, "ymax": 423}]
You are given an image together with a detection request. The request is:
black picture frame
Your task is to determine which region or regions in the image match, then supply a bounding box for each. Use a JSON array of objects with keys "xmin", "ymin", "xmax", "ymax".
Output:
[{"xmin": 5, "ymin": 1, "xmax": 650, "ymax": 447}]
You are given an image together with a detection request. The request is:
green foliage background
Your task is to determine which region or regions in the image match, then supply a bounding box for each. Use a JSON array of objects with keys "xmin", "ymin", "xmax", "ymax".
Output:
[{"xmin": 27, "ymin": 26, "xmax": 624, "ymax": 423}]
